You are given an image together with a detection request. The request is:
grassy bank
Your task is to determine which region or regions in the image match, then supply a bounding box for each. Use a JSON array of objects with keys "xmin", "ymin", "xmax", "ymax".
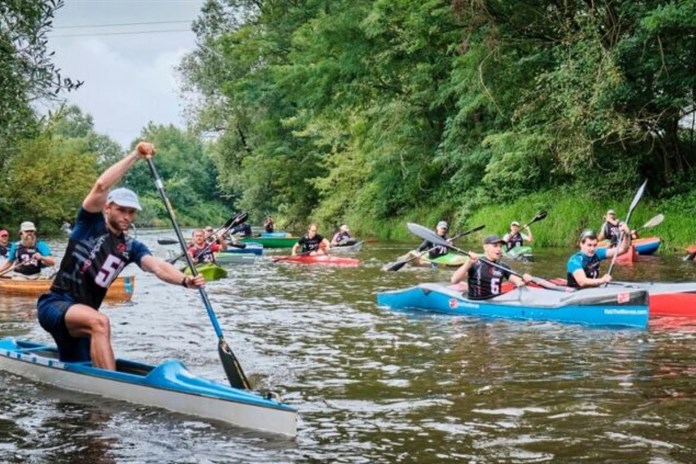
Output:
[{"xmin": 350, "ymin": 187, "xmax": 696, "ymax": 252}]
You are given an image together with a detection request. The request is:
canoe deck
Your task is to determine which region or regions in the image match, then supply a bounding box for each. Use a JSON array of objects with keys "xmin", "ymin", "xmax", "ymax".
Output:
[
  {"xmin": 0, "ymin": 275, "xmax": 135, "ymax": 302},
  {"xmin": 0, "ymin": 338, "xmax": 297, "ymax": 436}
]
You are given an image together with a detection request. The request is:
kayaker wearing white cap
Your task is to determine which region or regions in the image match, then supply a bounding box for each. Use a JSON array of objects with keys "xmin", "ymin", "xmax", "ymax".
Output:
[
  {"xmin": 36, "ymin": 141, "xmax": 206, "ymax": 370},
  {"xmin": 331, "ymin": 224, "xmax": 354, "ymax": 246},
  {"xmin": 0, "ymin": 221, "xmax": 55, "ymax": 279},
  {"xmin": 597, "ymin": 209, "xmax": 621, "ymax": 247},
  {"xmin": 413, "ymin": 220, "xmax": 451, "ymax": 261},
  {"xmin": 502, "ymin": 220, "xmax": 533, "ymax": 252},
  {"xmin": 451, "ymin": 234, "xmax": 532, "ymax": 299}
]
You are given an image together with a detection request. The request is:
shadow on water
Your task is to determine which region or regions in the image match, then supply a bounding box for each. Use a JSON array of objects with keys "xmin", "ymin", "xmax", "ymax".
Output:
[{"xmin": 0, "ymin": 232, "xmax": 695, "ymax": 462}]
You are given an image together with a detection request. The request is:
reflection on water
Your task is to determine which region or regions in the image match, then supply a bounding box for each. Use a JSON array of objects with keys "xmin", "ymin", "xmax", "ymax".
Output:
[{"xmin": 0, "ymin": 232, "xmax": 695, "ymax": 462}]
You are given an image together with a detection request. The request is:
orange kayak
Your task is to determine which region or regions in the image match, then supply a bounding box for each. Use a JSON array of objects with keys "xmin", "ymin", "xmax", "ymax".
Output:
[
  {"xmin": 272, "ymin": 255, "xmax": 359, "ymax": 267},
  {"xmin": 0, "ymin": 275, "xmax": 135, "ymax": 302}
]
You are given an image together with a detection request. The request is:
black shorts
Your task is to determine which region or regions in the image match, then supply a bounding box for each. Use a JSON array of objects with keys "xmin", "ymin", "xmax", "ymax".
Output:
[{"xmin": 37, "ymin": 292, "xmax": 90, "ymax": 363}]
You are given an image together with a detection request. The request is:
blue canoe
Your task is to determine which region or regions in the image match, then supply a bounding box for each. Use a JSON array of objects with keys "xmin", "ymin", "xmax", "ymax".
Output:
[
  {"xmin": 223, "ymin": 242, "xmax": 264, "ymax": 256},
  {"xmin": 376, "ymin": 283, "xmax": 648, "ymax": 329},
  {"xmin": 259, "ymin": 231, "xmax": 291, "ymax": 238},
  {"xmin": 0, "ymin": 338, "xmax": 297, "ymax": 436}
]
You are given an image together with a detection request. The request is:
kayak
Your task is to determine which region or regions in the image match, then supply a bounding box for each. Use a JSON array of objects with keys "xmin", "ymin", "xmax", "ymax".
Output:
[
  {"xmin": 183, "ymin": 263, "xmax": 228, "ymax": 281},
  {"xmin": 330, "ymin": 241, "xmax": 364, "ymax": 254},
  {"xmin": 548, "ymin": 278, "xmax": 696, "ymax": 318},
  {"xmin": 272, "ymin": 255, "xmax": 360, "ymax": 267},
  {"xmin": 376, "ymin": 282, "xmax": 648, "ymax": 329},
  {"xmin": 214, "ymin": 253, "xmax": 257, "ymax": 265},
  {"xmin": 0, "ymin": 275, "xmax": 135, "ymax": 302},
  {"xmin": 503, "ymin": 245, "xmax": 533, "ymax": 261},
  {"xmin": 222, "ymin": 242, "xmax": 264, "ymax": 256},
  {"xmin": 633, "ymin": 236, "xmax": 660, "ymax": 255},
  {"xmin": 597, "ymin": 243, "xmax": 638, "ymax": 264},
  {"xmin": 259, "ymin": 231, "xmax": 291, "ymax": 238},
  {"xmin": 0, "ymin": 338, "xmax": 297, "ymax": 436},
  {"xmin": 242, "ymin": 237, "xmax": 297, "ymax": 248},
  {"xmin": 419, "ymin": 252, "xmax": 467, "ymax": 268}
]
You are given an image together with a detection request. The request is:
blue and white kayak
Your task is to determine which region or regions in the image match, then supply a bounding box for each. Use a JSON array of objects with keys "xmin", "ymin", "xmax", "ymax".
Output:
[
  {"xmin": 0, "ymin": 338, "xmax": 297, "ymax": 436},
  {"xmin": 376, "ymin": 283, "xmax": 649, "ymax": 329},
  {"xmin": 223, "ymin": 242, "xmax": 264, "ymax": 256}
]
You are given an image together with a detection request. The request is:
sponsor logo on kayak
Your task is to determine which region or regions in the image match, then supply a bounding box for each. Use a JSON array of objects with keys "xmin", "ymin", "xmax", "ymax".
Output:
[
  {"xmin": 448, "ymin": 298, "xmax": 458, "ymax": 309},
  {"xmin": 617, "ymin": 292, "xmax": 630, "ymax": 304},
  {"xmin": 603, "ymin": 308, "xmax": 648, "ymax": 315}
]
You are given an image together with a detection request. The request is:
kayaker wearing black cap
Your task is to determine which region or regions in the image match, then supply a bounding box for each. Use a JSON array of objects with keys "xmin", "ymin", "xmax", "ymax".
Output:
[
  {"xmin": 451, "ymin": 234, "xmax": 532, "ymax": 300},
  {"xmin": 566, "ymin": 226, "xmax": 631, "ymax": 288}
]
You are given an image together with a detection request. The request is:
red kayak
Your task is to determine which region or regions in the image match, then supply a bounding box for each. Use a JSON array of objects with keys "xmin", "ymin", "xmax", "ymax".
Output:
[
  {"xmin": 272, "ymin": 255, "xmax": 360, "ymax": 267},
  {"xmin": 597, "ymin": 243, "xmax": 637, "ymax": 264},
  {"xmin": 547, "ymin": 278, "xmax": 696, "ymax": 318}
]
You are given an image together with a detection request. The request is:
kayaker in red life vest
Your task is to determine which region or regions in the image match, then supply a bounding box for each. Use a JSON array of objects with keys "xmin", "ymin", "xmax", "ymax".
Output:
[
  {"xmin": 566, "ymin": 226, "xmax": 631, "ymax": 288},
  {"xmin": 450, "ymin": 234, "xmax": 532, "ymax": 299},
  {"xmin": 292, "ymin": 224, "xmax": 331, "ymax": 256},
  {"xmin": 189, "ymin": 228, "xmax": 227, "ymax": 264}
]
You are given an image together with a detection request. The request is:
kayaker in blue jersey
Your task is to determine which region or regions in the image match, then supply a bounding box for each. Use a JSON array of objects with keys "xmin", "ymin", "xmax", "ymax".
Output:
[
  {"xmin": 503, "ymin": 221, "xmax": 533, "ymax": 251},
  {"xmin": 263, "ymin": 215, "xmax": 275, "ymax": 233},
  {"xmin": 597, "ymin": 209, "xmax": 621, "ymax": 247},
  {"xmin": 331, "ymin": 224, "xmax": 355, "ymax": 246},
  {"xmin": 451, "ymin": 235, "xmax": 532, "ymax": 299},
  {"xmin": 0, "ymin": 229, "xmax": 10, "ymax": 259},
  {"xmin": 566, "ymin": 226, "xmax": 631, "ymax": 288},
  {"xmin": 0, "ymin": 221, "xmax": 55, "ymax": 279},
  {"xmin": 36, "ymin": 142, "xmax": 206, "ymax": 370},
  {"xmin": 292, "ymin": 223, "xmax": 331, "ymax": 256}
]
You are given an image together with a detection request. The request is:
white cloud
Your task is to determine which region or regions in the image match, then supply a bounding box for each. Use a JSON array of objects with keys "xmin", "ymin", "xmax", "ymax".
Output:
[{"xmin": 46, "ymin": 0, "xmax": 206, "ymax": 148}]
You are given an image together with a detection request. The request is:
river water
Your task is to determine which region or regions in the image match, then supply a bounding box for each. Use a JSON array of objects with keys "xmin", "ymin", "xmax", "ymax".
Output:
[{"xmin": 1, "ymin": 231, "xmax": 695, "ymax": 463}]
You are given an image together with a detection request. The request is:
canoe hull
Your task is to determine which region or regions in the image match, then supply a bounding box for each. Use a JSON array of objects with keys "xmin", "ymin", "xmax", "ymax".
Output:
[
  {"xmin": 633, "ymin": 237, "xmax": 660, "ymax": 255},
  {"xmin": 272, "ymin": 255, "xmax": 360, "ymax": 266},
  {"xmin": 0, "ymin": 338, "xmax": 297, "ymax": 436},
  {"xmin": 615, "ymin": 281, "xmax": 696, "ymax": 318},
  {"xmin": 242, "ymin": 237, "xmax": 297, "ymax": 248},
  {"xmin": 377, "ymin": 283, "xmax": 648, "ymax": 328},
  {"xmin": 0, "ymin": 275, "xmax": 135, "ymax": 302},
  {"xmin": 222, "ymin": 243, "xmax": 264, "ymax": 256},
  {"xmin": 419, "ymin": 252, "xmax": 466, "ymax": 268},
  {"xmin": 504, "ymin": 246, "xmax": 533, "ymax": 261}
]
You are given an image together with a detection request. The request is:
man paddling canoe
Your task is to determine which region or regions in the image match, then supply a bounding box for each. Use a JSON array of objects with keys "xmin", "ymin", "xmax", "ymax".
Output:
[
  {"xmin": 37, "ymin": 142, "xmax": 205, "ymax": 369},
  {"xmin": 451, "ymin": 234, "xmax": 532, "ymax": 299},
  {"xmin": 0, "ymin": 221, "xmax": 55, "ymax": 279},
  {"xmin": 566, "ymin": 226, "xmax": 631, "ymax": 288}
]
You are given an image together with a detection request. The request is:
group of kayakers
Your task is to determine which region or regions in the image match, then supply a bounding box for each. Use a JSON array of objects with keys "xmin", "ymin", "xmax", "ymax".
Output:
[{"xmin": 290, "ymin": 223, "xmax": 356, "ymax": 256}]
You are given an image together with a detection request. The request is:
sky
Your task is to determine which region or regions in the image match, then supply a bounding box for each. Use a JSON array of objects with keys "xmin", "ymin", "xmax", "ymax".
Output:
[{"xmin": 45, "ymin": 0, "xmax": 207, "ymax": 149}]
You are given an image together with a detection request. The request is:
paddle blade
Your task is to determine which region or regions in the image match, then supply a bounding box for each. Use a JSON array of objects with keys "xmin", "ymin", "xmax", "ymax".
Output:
[
  {"xmin": 218, "ymin": 339, "xmax": 252, "ymax": 390},
  {"xmin": 384, "ymin": 259, "xmax": 409, "ymax": 272},
  {"xmin": 407, "ymin": 223, "xmax": 450, "ymax": 248},
  {"xmin": 157, "ymin": 238, "xmax": 179, "ymax": 245},
  {"xmin": 627, "ymin": 179, "xmax": 648, "ymax": 217},
  {"xmin": 534, "ymin": 210, "xmax": 548, "ymax": 222},
  {"xmin": 639, "ymin": 213, "xmax": 664, "ymax": 230},
  {"xmin": 225, "ymin": 211, "xmax": 249, "ymax": 228}
]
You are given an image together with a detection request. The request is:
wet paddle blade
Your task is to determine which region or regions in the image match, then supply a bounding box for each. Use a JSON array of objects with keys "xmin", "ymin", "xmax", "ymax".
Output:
[
  {"xmin": 157, "ymin": 238, "xmax": 178, "ymax": 245},
  {"xmin": 384, "ymin": 258, "xmax": 411, "ymax": 272},
  {"xmin": 638, "ymin": 213, "xmax": 664, "ymax": 230},
  {"xmin": 218, "ymin": 338, "xmax": 252, "ymax": 390}
]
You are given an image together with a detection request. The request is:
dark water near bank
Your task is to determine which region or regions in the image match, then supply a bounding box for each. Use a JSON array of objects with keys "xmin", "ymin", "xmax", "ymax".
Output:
[{"xmin": 1, "ymin": 231, "xmax": 695, "ymax": 463}]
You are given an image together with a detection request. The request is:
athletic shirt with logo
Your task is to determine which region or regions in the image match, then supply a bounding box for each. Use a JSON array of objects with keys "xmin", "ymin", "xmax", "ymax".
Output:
[
  {"xmin": 602, "ymin": 222, "xmax": 621, "ymax": 246},
  {"xmin": 12, "ymin": 243, "xmax": 45, "ymax": 275},
  {"xmin": 0, "ymin": 244, "xmax": 8, "ymax": 258},
  {"xmin": 467, "ymin": 260, "xmax": 511, "ymax": 300},
  {"xmin": 416, "ymin": 235, "xmax": 449, "ymax": 259},
  {"xmin": 298, "ymin": 234, "xmax": 325, "ymax": 253},
  {"xmin": 188, "ymin": 243, "xmax": 221, "ymax": 264},
  {"xmin": 504, "ymin": 232, "xmax": 528, "ymax": 251},
  {"xmin": 50, "ymin": 208, "xmax": 150, "ymax": 309},
  {"xmin": 566, "ymin": 248, "xmax": 608, "ymax": 288}
]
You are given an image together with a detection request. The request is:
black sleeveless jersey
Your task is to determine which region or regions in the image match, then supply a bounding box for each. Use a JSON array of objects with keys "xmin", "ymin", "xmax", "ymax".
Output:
[
  {"xmin": 298, "ymin": 234, "xmax": 325, "ymax": 253},
  {"xmin": 467, "ymin": 259, "xmax": 511, "ymax": 300},
  {"xmin": 505, "ymin": 232, "xmax": 524, "ymax": 251},
  {"xmin": 13, "ymin": 243, "xmax": 44, "ymax": 275}
]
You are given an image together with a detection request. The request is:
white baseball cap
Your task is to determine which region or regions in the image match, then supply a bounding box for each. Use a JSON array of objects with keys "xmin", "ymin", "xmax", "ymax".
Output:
[
  {"xmin": 107, "ymin": 187, "xmax": 142, "ymax": 211},
  {"xmin": 20, "ymin": 221, "xmax": 36, "ymax": 232}
]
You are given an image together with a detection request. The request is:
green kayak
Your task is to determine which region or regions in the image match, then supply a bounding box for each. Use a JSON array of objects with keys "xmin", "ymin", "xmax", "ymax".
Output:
[
  {"xmin": 503, "ymin": 245, "xmax": 533, "ymax": 261},
  {"xmin": 241, "ymin": 236, "xmax": 298, "ymax": 248},
  {"xmin": 419, "ymin": 252, "xmax": 467, "ymax": 268},
  {"xmin": 182, "ymin": 263, "xmax": 228, "ymax": 281}
]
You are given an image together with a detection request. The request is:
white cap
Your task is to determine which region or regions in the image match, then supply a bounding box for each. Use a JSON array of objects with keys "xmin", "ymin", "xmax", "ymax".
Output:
[
  {"xmin": 107, "ymin": 187, "xmax": 142, "ymax": 211},
  {"xmin": 511, "ymin": 221, "xmax": 520, "ymax": 227},
  {"xmin": 20, "ymin": 221, "xmax": 36, "ymax": 232},
  {"xmin": 340, "ymin": 224, "xmax": 349, "ymax": 232},
  {"xmin": 437, "ymin": 221, "xmax": 448, "ymax": 229}
]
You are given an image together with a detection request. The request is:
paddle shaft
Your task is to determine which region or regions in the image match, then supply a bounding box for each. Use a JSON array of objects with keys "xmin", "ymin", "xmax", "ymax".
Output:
[
  {"xmin": 606, "ymin": 179, "xmax": 648, "ymax": 277},
  {"xmin": 386, "ymin": 225, "xmax": 485, "ymax": 271},
  {"xmin": 146, "ymin": 158, "xmax": 251, "ymax": 390},
  {"xmin": 520, "ymin": 210, "xmax": 547, "ymax": 230}
]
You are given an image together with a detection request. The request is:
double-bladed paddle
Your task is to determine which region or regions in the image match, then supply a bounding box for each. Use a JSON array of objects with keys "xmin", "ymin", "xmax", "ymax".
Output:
[
  {"xmin": 407, "ymin": 222, "xmax": 574, "ymax": 292},
  {"xmin": 606, "ymin": 179, "xmax": 648, "ymax": 278},
  {"xmin": 146, "ymin": 157, "xmax": 251, "ymax": 391},
  {"xmin": 166, "ymin": 213, "xmax": 249, "ymax": 265},
  {"xmin": 384, "ymin": 224, "xmax": 486, "ymax": 272},
  {"xmin": 520, "ymin": 210, "xmax": 548, "ymax": 229}
]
